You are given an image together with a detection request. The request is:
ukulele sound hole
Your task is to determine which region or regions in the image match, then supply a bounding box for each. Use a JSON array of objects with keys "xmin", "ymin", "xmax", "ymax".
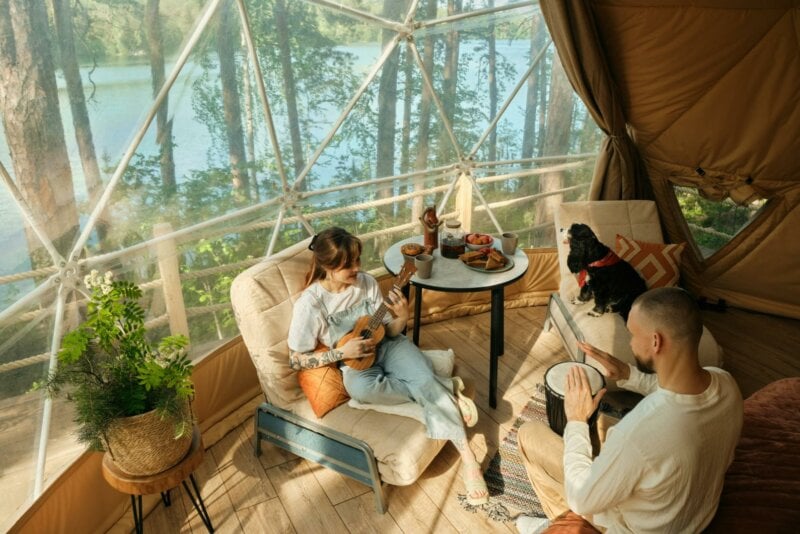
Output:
[{"xmin": 359, "ymin": 329, "xmax": 372, "ymax": 339}]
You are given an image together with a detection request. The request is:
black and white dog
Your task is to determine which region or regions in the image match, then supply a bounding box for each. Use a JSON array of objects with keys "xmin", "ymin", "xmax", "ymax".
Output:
[{"xmin": 565, "ymin": 223, "xmax": 646, "ymax": 319}]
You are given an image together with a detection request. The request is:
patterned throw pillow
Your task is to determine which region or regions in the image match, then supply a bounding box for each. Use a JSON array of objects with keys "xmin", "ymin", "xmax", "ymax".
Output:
[{"xmin": 615, "ymin": 234, "xmax": 685, "ymax": 288}]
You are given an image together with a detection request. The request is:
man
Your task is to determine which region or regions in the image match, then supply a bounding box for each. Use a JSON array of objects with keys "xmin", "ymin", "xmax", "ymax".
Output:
[{"xmin": 517, "ymin": 287, "xmax": 743, "ymax": 533}]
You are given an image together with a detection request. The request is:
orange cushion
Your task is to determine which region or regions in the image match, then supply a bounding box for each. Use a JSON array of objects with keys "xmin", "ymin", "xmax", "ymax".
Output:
[
  {"xmin": 296, "ymin": 364, "xmax": 350, "ymax": 418},
  {"xmin": 615, "ymin": 234, "xmax": 685, "ymax": 288}
]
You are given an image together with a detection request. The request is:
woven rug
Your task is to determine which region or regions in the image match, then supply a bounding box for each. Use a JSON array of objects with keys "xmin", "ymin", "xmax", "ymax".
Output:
[{"xmin": 458, "ymin": 386, "xmax": 549, "ymax": 523}]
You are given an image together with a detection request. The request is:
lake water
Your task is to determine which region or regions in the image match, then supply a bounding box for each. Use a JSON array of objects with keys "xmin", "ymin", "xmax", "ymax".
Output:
[{"xmin": 0, "ymin": 40, "xmax": 539, "ymax": 306}]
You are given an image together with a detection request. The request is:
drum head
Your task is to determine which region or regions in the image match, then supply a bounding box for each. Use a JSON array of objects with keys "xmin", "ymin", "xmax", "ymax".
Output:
[{"xmin": 545, "ymin": 361, "xmax": 604, "ymax": 396}]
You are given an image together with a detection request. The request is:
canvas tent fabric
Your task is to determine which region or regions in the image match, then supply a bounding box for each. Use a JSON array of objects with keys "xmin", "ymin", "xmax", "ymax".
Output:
[{"xmin": 541, "ymin": 0, "xmax": 800, "ymax": 319}]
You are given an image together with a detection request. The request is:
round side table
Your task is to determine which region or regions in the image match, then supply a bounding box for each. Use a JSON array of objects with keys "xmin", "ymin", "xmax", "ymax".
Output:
[{"xmin": 101, "ymin": 425, "xmax": 214, "ymax": 533}]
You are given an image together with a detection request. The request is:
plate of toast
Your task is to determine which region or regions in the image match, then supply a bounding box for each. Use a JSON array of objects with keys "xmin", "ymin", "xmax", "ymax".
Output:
[{"xmin": 458, "ymin": 247, "xmax": 514, "ymax": 273}]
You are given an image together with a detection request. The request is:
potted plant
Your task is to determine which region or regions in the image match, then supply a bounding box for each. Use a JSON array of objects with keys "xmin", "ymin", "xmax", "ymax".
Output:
[{"xmin": 36, "ymin": 270, "xmax": 195, "ymax": 475}]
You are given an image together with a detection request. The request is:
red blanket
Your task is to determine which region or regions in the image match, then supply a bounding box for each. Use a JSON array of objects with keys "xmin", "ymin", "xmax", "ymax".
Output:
[{"xmin": 705, "ymin": 377, "xmax": 800, "ymax": 532}]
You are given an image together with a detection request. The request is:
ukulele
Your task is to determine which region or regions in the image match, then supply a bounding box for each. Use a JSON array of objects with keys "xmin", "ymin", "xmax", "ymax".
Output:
[{"xmin": 315, "ymin": 261, "xmax": 417, "ymax": 371}]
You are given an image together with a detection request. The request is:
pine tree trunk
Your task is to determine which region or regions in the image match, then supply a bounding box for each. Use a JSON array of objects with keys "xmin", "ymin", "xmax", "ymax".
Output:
[
  {"xmin": 535, "ymin": 56, "xmax": 574, "ymax": 237},
  {"xmin": 144, "ymin": 0, "xmax": 176, "ymax": 195},
  {"xmin": 51, "ymin": 0, "xmax": 107, "ymax": 241},
  {"xmin": 400, "ymin": 44, "xmax": 413, "ymax": 176},
  {"xmin": 217, "ymin": 0, "xmax": 248, "ymax": 199},
  {"xmin": 438, "ymin": 0, "xmax": 461, "ymax": 163},
  {"xmin": 374, "ymin": 0, "xmax": 403, "ymax": 225},
  {"xmin": 521, "ymin": 16, "xmax": 547, "ymax": 191},
  {"xmin": 412, "ymin": 0, "xmax": 438, "ymax": 228},
  {"xmin": 0, "ymin": 0, "xmax": 78, "ymax": 266},
  {"xmin": 274, "ymin": 0, "xmax": 305, "ymax": 186},
  {"xmin": 486, "ymin": 0, "xmax": 497, "ymax": 182},
  {"xmin": 241, "ymin": 40, "xmax": 258, "ymax": 199}
]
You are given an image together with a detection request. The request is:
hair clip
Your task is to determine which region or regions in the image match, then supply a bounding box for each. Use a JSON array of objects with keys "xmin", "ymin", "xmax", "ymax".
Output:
[{"xmin": 308, "ymin": 234, "xmax": 318, "ymax": 251}]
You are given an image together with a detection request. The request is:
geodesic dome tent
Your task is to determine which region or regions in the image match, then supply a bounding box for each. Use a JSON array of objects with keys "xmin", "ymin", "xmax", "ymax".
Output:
[
  {"xmin": 1, "ymin": 1, "xmax": 599, "ymax": 529},
  {"xmin": 2, "ymin": 0, "xmax": 798, "ymax": 531}
]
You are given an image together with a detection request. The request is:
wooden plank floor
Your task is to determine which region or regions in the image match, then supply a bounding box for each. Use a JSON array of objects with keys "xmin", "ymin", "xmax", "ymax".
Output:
[{"xmin": 136, "ymin": 305, "xmax": 799, "ymax": 533}]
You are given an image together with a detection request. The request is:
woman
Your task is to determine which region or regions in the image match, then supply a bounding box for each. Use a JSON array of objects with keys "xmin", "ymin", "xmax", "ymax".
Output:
[{"xmin": 287, "ymin": 227, "xmax": 489, "ymax": 505}]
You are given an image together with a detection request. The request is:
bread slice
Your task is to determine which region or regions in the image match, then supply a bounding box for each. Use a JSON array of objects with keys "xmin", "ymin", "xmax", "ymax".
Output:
[
  {"xmin": 459, "ymin": 250, "xmax": 486, "ymax": 263},
  {"xmin": 485, "ymin": 250, "xmax": 507, "ymax": 270}
]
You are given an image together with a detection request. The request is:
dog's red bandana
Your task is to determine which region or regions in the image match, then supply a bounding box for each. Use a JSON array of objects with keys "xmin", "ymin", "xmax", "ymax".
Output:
[{"xmin": 577, "ymin": 251, "xmax": 622, "ymax": 288}]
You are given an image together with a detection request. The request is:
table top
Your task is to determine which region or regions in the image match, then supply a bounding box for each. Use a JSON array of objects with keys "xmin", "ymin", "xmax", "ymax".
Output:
[
  {"xmin": 101, "ymin": 425, "xmax": 203, "ymax": 495},
  {"xmin": 383, "ymin": 235, "xmax": 529, "ymax": 292}
]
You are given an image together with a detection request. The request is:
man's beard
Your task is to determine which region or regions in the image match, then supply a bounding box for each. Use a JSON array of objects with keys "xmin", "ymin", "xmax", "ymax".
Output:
[{"xmin": 635, "ymin": 355, "xmax": 655, "ymax": 374}]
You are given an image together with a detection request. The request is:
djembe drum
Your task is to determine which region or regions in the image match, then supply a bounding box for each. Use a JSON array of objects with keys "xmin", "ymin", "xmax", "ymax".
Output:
[{"xmin": 544, "ymin": 361, "xmax": 605, "ymax": 435}]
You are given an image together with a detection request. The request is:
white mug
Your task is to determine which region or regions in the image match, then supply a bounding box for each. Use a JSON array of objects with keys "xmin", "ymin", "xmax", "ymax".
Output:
[
  {"xmin": 415, "ymin": 254, "xmax": 434, "ymax": 279},
  {"xmin": 501, "ymin": 232, "xmax": 518, "ymax": 255}
]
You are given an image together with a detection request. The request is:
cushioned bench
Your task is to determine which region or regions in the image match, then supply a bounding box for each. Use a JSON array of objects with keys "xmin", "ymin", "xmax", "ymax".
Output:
[{"xmin": 230, "ymin": 238, "xmax": 449, "ymax": 513}]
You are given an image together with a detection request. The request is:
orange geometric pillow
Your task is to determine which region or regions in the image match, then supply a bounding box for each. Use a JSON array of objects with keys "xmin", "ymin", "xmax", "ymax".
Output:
[
  {"xmin": 615, "ymin": 234, "xmax": 685, "ymax": 289},
  {"xmin": 296, "ymin": 364, "xmax": 350, "ymax": 418}
]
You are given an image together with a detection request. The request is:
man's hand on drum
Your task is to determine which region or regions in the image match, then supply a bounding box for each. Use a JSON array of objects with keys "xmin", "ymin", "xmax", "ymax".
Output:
[
  {"xmin": 577, "ymin": 341, "xmax": 630, "ymax": 381},
  {"xmin": 342, "ymin": 336, "xmax": 375, "ymax": 361},
  {"xmin": 564, "ymin": 365, "xmax": 606, "ymax": 423}
]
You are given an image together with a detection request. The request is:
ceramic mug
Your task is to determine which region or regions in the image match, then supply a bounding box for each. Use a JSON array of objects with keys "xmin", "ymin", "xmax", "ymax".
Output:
[
  {"xmin": 501, "ymin": 232, "xmax": 518, "ymax": 255},
  {"xmin": 415, "ymin": 254, "xmax": 434, "ymax": 279}
]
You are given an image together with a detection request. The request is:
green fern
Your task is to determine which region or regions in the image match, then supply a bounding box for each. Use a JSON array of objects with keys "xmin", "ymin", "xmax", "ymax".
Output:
[{"xmin": 33, "ymin": 275, "xmax": 195, "ymax": 450}]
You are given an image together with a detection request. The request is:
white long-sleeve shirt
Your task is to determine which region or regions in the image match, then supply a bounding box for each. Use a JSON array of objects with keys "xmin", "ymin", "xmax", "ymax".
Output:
[{"xmin": 563, "ymin": 366, "xmax": 743, "ymax": 533}]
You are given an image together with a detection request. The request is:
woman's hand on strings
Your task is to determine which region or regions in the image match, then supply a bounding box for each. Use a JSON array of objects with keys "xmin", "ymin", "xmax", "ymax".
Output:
[
  {"xmin": 385, "ymin": 288, "xmax": 409, "ymax": 324},
  {"xmin": 343, "ymin": 336, "xmax": 375, "ymax": 361}
]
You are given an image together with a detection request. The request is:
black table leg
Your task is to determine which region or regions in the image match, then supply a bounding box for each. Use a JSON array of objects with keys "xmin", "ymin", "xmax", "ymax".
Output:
[
  {"xmin": 131, "ymin": 494, "xmax": 143, "ymax": 534},
  {"xmin": 182, "ymin": 473, "xmax": 214, "ymax": 533},
  {"xmin": 161, "ymin": 489, "xmax": 171, "ymax": 506},
  {"xmin": 413, "ymin": 285, "xmax": 423, "ymax": 345},
  {"xmin": 489, "ymin": 287, "xmax": 505, "ymax": 409},
  {"xmin": 401, "ymin": 285, "xmax": 410, "ymax": 335}
]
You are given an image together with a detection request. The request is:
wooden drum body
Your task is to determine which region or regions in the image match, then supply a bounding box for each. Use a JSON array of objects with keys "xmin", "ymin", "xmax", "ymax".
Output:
[{"xmin": 544, "ymin": 361, "xmax": 605, "ymax": 436}]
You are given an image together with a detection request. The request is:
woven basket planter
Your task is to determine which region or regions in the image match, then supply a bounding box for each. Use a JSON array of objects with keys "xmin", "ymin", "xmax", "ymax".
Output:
[{"xmin": 103, "ymin": 405, "xmax": 192, "ymax": 476}]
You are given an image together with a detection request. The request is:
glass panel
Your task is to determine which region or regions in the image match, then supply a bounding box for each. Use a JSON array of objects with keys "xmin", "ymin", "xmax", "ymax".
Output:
[
  {"xmin": 0, "ymin": 289, "xmax": 82, "ymax": 529},
  {"xmin": 673, "ymin": 185, "xmax": 768, "ymax": 258},
  {"xmin": 415, "ymin": 0, "xmax": 534, "ymax": 22},
  {"xmin": 306, "ymin": 0, "xmax": 414, "ymax": 23},
  {"xmin": 0, "ymin": 0, "xmax": 604, "ymax": 523}
]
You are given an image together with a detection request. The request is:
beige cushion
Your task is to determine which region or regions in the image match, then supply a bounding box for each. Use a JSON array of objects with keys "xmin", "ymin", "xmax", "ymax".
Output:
[
  {"xmin": 230, "ymin": 238, "xmax": 447, "ymax": 486},
  {"xmin": 552, "ymin": 202, "xmax": 723, "ymax": 389}
]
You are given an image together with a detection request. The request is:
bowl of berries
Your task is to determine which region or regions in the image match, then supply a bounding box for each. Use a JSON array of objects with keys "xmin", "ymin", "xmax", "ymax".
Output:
[{"xmin": 465, "ymin": 232, "xmax": 495, "ymax": 250}]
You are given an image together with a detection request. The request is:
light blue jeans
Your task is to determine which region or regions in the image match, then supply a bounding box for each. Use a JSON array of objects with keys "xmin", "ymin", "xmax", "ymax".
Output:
[
  {"xmin": 342, "ymin": 335, "xmax": 465, "ymax": 442},
  {"xmin": 322, "ymin": 295, "xmax": 465, "ymax": 442}
]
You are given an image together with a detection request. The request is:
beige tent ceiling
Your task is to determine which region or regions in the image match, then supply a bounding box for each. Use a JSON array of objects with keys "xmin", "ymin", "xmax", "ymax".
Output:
[{"xmin": 589, "ymin": 0, "xmax": 800, "ymax": 318}]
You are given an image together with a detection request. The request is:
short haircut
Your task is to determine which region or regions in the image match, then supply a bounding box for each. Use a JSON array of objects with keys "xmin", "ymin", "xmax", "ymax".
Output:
[{"xmin": 632, "ymin": 287, "xmax": 703, "ymax": 346}]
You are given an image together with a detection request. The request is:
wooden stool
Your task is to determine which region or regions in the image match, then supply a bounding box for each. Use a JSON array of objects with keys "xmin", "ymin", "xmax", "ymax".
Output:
[{"xmin": 102, "ymin": 425, "xmax": 213, "ymax": 533}]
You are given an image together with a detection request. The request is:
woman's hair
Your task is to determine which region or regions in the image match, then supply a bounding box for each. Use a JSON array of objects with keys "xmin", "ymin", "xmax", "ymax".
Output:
[{"xmin": 305, "ymin": 227, "xmax": 362, "ymax": 287}]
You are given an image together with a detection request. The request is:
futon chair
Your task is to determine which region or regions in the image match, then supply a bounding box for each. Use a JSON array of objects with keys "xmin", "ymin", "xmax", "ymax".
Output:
[
  {"xmin": 230, "ymin": 238, "xmax": 450, "ymax": 513},
  {"xmin": 546, "ymin": 201, "xmax": 723, "ymax": 388}
]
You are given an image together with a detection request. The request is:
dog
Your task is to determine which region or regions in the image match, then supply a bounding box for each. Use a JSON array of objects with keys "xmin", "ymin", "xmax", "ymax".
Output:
[{"xmin": 564, "ymin": 223, "xmax": 646, "ymax": 319}]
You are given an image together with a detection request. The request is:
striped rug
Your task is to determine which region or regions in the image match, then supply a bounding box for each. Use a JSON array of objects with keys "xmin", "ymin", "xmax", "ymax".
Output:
[{"xmin": 458, "ymin": 389, "xmax": 549, "ymax": 522}]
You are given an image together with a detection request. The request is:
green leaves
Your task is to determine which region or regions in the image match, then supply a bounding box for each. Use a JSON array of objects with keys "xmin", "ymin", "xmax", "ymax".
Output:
[{"xmin": 40, "ymin": 277, "xmax": 195, "ymax": 450}]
